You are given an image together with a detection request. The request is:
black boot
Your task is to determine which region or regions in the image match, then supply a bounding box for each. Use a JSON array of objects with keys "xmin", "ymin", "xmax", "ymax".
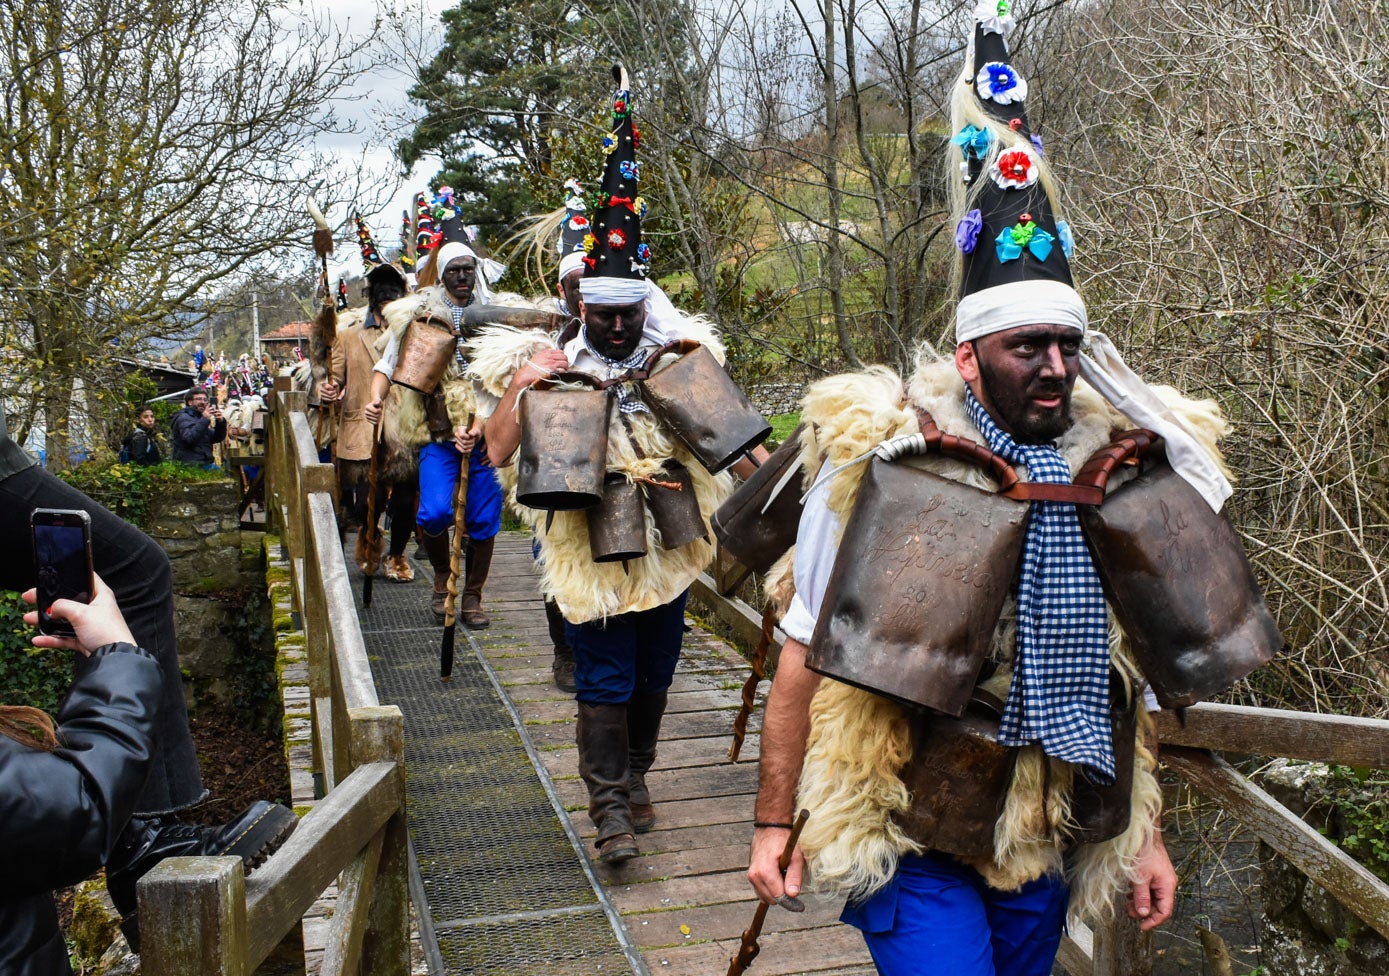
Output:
[
  {"xmin": 106, "ymin": 801, "xmax": 298, "ymax": 953},
  {"xmin": 420, "ymin": 527, "xmax": 452, "ymax": 622},
  {"xmin": 460, "ymin": 535, "xmax": 494, "ymax": 629},
  {"xmin": 627, "ymin": 691, "xmax": 668, "ymax": 833},
  {"xmin": 546, "ymin": 598, "xmax": 576, "ymax": 693},
  {"xmin": 577, "ymin": 702, "xmax": 637, "ymax": 864}
]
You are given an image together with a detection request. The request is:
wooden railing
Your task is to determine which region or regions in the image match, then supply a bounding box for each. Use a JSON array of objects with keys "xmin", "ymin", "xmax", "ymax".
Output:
[
  {"xmin": 138, "ymin": 381, "xmax": 409, "ymax": 975},
  {"xmin": 691, "ymin": 565, "xmax": 1389, "ymax": 976}
]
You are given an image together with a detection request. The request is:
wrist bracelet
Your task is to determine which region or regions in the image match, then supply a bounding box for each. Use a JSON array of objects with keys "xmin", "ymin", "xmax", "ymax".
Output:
[{"xmin": 753, "ymin": 820, "xmax": 795, "ymax": 830}]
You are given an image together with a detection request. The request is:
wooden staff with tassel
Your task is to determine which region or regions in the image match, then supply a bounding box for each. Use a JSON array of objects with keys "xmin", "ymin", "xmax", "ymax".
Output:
[
  {"xmin": 306, "ymin": 193, "xmax": 339, "ymax": 460},
  {"xmin": 360, "ymin": 420, "xmax": 384, "ymax": 607},
  {"xmin": 440, "ymin": 412, "xmax": 475, "ymax": 680},
  {"xmin": 726, "ymin": 810, "xmax": 810, "ymax": 976}
]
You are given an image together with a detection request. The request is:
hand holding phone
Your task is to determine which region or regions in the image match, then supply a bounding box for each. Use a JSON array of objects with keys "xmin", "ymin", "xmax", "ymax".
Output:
[
  {"xmin": 22, "ymin": 575, "xmax": 135, "ymax": 656},
  {"xmin": 31, "ymin": 508, "xmax": 94, "ymax": 638}
]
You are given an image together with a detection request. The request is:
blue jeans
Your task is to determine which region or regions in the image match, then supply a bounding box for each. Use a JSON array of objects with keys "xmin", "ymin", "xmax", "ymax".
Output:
[
  {"xmin": 565, "ymin": 590, "xmax": 688, "ymax": 705},
  {"xmin": 0, "ymin": 463, "xmax": 205, "ymax": 814},
  {"xmin": 417, "ymin": 440, "xmax": 502, "ymax": 538},
  {"xmin": 842, "ymin": 852, "xmax": 1069, "ymax": 976}
]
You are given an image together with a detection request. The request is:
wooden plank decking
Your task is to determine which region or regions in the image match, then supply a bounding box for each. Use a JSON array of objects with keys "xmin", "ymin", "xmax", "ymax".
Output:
[{"xmin": 474, "ymin": 532, "xmax": 876, "ymax": 976}]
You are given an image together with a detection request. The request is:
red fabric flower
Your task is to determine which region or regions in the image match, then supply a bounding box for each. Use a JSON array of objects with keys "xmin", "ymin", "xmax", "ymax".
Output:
[
  {"xmin": 607, "ymin": 228, "xmax": 627, "ymax": 249},
  {"xmin": 990, "ymin": 147, "xmax": 1037, "ymax": 189}
]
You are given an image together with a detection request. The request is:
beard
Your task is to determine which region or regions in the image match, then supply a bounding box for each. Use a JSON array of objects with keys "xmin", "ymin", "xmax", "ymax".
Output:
[{"xmin": 977, "ymin": 358, "xmax": 1074, "ymax": 444}]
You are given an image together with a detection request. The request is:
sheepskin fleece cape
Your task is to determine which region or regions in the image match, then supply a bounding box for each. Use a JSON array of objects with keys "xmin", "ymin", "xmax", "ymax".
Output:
[
  {"xmin": 789, "ymin": 355, "xmax": 1230, "ymax": 923},
  {"xmin": 469, "ymin": 310, "xmax": 736, "ymax": 624}
]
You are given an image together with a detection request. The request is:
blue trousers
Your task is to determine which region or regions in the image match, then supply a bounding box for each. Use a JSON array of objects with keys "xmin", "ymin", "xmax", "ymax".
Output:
[
  {"xmin": 417, "ymin": 440, "xmax": 502, "ymax": 538},
  {"xmin": 565, "ymin": 590, "xmax": 688, "ymax": 705},
  {"xmin": 842, "ymin": 853, "xmax": 1069, "ymax": 976}
]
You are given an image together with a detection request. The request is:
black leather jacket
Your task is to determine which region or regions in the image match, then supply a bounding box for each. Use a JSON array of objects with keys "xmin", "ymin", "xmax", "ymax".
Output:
[{"xmin": 0, "ymin": 643, "xmax": 160, "ymax": 975}]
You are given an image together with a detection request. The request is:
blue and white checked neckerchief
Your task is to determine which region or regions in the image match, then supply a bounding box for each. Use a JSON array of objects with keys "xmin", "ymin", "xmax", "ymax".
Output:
[
  {"xmin": 964, "ymin": 388, "xmax": 1116, "ymax": 784},
  {"xmin": 443, "ymin": 296, "xmax": 470, "ymax": 373},
  {"xmin": 581, "ymin": 328, "xmax": 650, "ymax": 415}
]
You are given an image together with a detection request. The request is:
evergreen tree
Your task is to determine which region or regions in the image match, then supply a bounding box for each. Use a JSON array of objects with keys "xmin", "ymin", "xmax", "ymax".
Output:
[{"xmin": 398, "ymin": 0, "xmax": 619, "ymax": 239}]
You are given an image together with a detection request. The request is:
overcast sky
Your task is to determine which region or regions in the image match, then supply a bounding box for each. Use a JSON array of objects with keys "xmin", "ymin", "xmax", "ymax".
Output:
[{"xmin": 308, "ymin": 0, "xmax": 452, "ymax": 279}]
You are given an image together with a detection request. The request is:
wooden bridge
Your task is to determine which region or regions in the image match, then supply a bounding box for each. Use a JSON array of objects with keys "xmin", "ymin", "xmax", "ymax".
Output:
[{"xmin": 132, "ymin": 383, "xmax": 1389, "ymax": 974}]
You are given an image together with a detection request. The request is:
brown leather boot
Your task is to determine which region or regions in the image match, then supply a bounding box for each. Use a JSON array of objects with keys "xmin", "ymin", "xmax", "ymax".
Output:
[
  {"xmin": 577, "ymin": 701, "xmax": 637, "ymax": 863},
  {"xmin": 420, "ymin": 528, "xmax": 453, "ymax": 622},
  {"xmin": 627, "ymin": 691, "xmax": 668, "ymax": 833},
  {"xmin": 460, "ymin": 535, "xmax": 494, "ymax": 629}
]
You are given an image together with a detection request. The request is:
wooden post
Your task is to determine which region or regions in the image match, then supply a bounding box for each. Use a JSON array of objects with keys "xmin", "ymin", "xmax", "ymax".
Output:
[
  {"xmin": 139, "ymin": 856, "xmax": 247, "ymax": 976},
  {"xmin": 350, "ymin": 705, "xmax": 410, "ymax": 975},
  {"xmin": 1092, "ymin": 898, "xmax": 1151, "ymax": 976}
]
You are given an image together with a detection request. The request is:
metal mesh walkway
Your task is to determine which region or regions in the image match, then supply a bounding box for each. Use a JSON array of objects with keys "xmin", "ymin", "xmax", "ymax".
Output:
[{"xmin": 359, "ymin": 544, "xmax": 640, "ymax": 976}]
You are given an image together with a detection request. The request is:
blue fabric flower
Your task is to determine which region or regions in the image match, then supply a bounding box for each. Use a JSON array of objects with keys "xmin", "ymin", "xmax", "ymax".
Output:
[
  {"xmin": 1056, "ymin": 221, "xmax": 1074, "ymax": 259},
  {"xmin": 1031, "ymin": 133, "xmax": 1044, "ymax": 156},
  {"xmin": 637, "ymin": 243, "xmax": 652, "ymax": 262},
  {"xmin": 956, "ymin": 209, "xmax": 983, "ymax": 253},
  {"xmin": 977, "ymin": 62, "xmax": 1028, "ymax": 105},
  {"xmin": 619, "ymin": 160, "xmax": 640, "ymax": 181},
  {"xmin": 951, "ymin": 124, "xmax": 994, "ymax": 160}
]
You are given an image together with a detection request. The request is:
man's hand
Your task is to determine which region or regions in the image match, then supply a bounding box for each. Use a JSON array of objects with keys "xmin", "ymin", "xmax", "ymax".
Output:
[
  {"xmin": 1127, "ymin": 829, "xmax": 1177, "ymax": 930},
  {"xmin": 364, "ymin": 397, "xmax": 383, "ymax": 425},
  {"xmin": 514, "ymin": 348, "xmax": 569, "ymax": 390},
  {"xmin": 319, "ymin": 379, "xmax": 342, "ymax": 401},
  {"xmin": 747, "ymin": 826, "xmax": 806, "ymax": 905},
  {"xmin": 453, "ymin": 421, "xmax": 482, "ymax": 456}
]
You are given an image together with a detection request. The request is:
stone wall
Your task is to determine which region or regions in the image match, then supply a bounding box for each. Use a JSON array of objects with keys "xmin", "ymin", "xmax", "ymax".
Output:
[
  {"xmin": 143, "ymin": 478, "xmax": 264, "ymax": 702},
  {"xmin": 747, "ymin": 383, "xmax": 805, "ymax": 418}
]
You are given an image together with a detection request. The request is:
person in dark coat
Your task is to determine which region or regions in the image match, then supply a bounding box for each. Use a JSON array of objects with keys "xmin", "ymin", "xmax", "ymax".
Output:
[
  {"xmin": 170, "ymin": 387, "xmax": 225, "ymax": 466},
  {"xmin": 0, "ymin": 575, "xmax": 158, "ymax": 975},
  {"xmin": 121, "ymin": 407, "xmax": 163, "ymax": 466}
]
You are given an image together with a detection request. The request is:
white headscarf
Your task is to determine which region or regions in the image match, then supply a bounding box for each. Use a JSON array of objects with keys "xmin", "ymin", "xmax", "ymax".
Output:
[{"xmin": 434, "ymin": 241, "xmax": 502, "ymax": 305}]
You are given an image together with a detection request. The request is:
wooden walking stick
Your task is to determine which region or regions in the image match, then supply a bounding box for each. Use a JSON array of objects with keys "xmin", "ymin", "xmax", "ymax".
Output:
[
  {"xmin": 440, "ymin": 413, "xmax": 475, "ymax": 680},
  {"xmin": 361, "ymin": 421, "xmax": 383, "ymax": 607},
  {"xmin": 727, "ymin": 809, "xmax": 810, "ymax": 976},
  {"xmin": 728, "ymin": 601, "xmax": 779, "ymax": 762}
]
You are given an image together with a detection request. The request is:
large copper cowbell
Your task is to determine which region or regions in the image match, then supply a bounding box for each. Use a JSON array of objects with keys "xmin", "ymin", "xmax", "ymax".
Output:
[
  {"xmin": 806, "ymin": 456, "xmax": 1028, "ymax": 715},
  {"xmin": 391, "ymin": 314, "xmax": 457, "ymax": 394},
  {"xmin": 711, "ymin": 424, "xmax": 805, "ymax": 574},
  {"xmin": 643, "ymin": 461, "xmax": 708, "ymax": 550},
  {"xmin": 1078, "ymin": 453, "xmax": 1283, "ymax": 708},
  {"xmin": 893, "ymin": 693, "xmax": 1015, "ymax": 857},
  {"xmin": 587, "ymin": 473, "xmax": 648, "ymax": 562},
  {"xmin": 639, "ymin": 343, "xmax": 771, "ymax": 473},
  {"xmin": 515, "ymin": 375, "xmax": 613, "ymax": 511}
]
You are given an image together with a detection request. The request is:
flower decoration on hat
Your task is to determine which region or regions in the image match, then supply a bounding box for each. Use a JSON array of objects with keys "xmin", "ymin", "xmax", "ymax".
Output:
[
  {"xmin": 952, "ymin": 124, "xmax": 994, "ymax": 161},
  {"xmin": 602, "ymin": 134, "xmax": 618, "ymax": 155},
  {"xmin": 634, "ymin": 196, "xmax": 649, "ymax": 219},
  {"xmin": 973, "ymin": 0, "xmax": 1014, "ymax": 35},
  {"xmin": 607, "ymin": 228, "xmax": 627, "ymax": 249},
  {"xmin": 956, "ymin": 209, "xmax": 984, "ymax": 254},
  {"xmin": 637, "ymin": 242, "xmax": 651, "ymax": 263},
  {"xmin": 995, "ymin": 215, "xmax": 1055, "ymax": 263},
  {"xmin": 583, "ymin": 232, "xmax": 596, "ymax": 253},
  {"xmin": 977, "ymin": 62, "xmax": 1028, "ymax": 104},
  {"xmin": 613, "ymin": 96, "xmax": 630, "ymax": 119},
  {"xmin": 990, "ymin": 146, "xmax": 1039, "ymax": 189},
  {"xmin": 619, "ymin": 160, "xmax": 640, "ymax": 181},
  {"xmin": 1056, "ymin": 220, "xmax": 1074, "ymax": 259}
]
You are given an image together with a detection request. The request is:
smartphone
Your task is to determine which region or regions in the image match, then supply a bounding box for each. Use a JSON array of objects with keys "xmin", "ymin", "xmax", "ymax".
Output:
[{"xmin": 31, "ymin": 508, "xmax": 94, "ymax": 638}]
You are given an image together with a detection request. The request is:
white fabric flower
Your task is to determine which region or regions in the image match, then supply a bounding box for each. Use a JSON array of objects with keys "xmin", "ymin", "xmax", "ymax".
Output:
[
  {"xmin": 988, "ymin": 146, "xmax": 1040, "ymax": 190},
  {"xmin": 976, "ymin": 61, "xmax": 1028, "ymax": 105},
  {"xmin": 974, "ymin": 0, "xmax": 1015, "ymax": 35}
]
